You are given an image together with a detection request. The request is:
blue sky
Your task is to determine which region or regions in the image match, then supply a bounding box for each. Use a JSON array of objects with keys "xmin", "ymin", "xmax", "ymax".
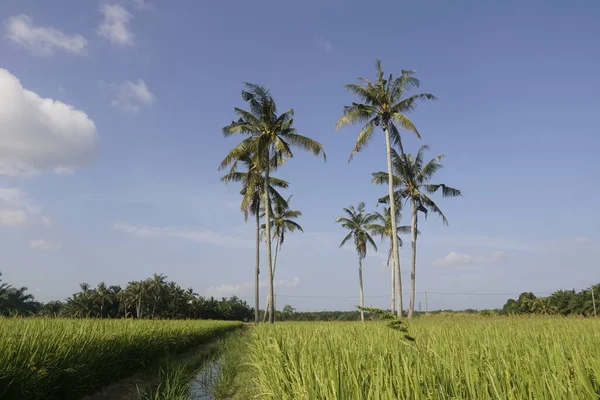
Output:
[{"xmin": 1, "ymin": 0, "xmax": 598, "ymax": 311}]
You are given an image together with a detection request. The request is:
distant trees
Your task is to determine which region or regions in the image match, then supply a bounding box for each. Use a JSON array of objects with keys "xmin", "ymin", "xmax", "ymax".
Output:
[
  {"xmin": 502, "ymin": 284, "xmax": 599, "ymax": 316},
  {"xmin": 0, "ymin": 271, "xmax": 253, "ymax": 321},
  {"xmin": 0, "ymin": 271, "xmax": 40, "ymax": 316}
]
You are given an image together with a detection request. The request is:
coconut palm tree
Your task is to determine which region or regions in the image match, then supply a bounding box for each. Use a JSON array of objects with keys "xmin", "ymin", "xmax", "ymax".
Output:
[
  {"xmin": 262, "ymin": 195, "xmax": 303, "ymax": 322},
  {"xmin": 96, "ymin": 281, "xmax": 112, "ymax": 318},
  {"xmin": 373, "ymin": 145, "xmax": 461, "ymax": 318},
  {"xmin": 336, "ymin": 202, "xmax": 378, "ymax": 322},
  {"xmin": 221, "ymin": 154, "xmax": 289, "ymax": 323},
  {"xmin": 220, "ymin": 83, "xmax": 325, "ymax": 323},
  {"xmin": 366, "ymin": 207, "xmax": 411, "ymax": 313},
  {"xmin": 148, "ymin": 273, "xmax": 167, "ymax": 318},
  {"xmin": 336, "ymin": 60, "xmax": 435, "ymax": 316}
]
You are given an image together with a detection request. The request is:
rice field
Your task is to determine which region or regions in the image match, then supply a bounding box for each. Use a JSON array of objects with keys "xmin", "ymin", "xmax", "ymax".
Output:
[
  {"xmin": 0, "ymin": 318, "xmax": 241, "ymax": 399},
  {"xmin": 238, "ymin": 316, "xmax": 600, "ymax": 399}
]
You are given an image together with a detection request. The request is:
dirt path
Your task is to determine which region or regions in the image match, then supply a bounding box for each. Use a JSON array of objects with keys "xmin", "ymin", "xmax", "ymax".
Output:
[{"xmin": 82, "ymin": 341, "xmax": 221, "ymax": 400}]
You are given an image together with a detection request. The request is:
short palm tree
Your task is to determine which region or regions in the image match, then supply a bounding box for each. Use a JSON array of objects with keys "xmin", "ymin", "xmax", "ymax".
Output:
[
  {"xmin": 373, "ymin": 145, "xmax": 461, "ymax": 318},
  {"xmin": 336, "ymin": 60, "xmax": 435, "ymax": 316},
  {"xmin": 220, "ymin": 83, "xmax": 325, "ymax": 323},
  {"xmin": 367, "ymin": 207, "xmax": 411, "ymax": 313},
  {"xmin": 221, "ymin": 155, "xmax": 289, "ymax": 323},
  {"xmin": 336, "ymin": 202, "xmax": 378, "ymax": 322},
  {"xmin": 262, "ymin": 195, "xmax": 303, "ymax": 322}
]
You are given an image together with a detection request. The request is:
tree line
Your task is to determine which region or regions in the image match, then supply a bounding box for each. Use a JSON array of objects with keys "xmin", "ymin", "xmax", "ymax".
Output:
[
  {"xmin": 502, "ymin": 285, "xmax": 599, "ymax": 316},
  {"xmin": 220, "ymin": 60, "xmax": 461, "ymax": 323},
  {"xmin": 0, "ymin": 271, "xmax": 253, "ymax": 321}
]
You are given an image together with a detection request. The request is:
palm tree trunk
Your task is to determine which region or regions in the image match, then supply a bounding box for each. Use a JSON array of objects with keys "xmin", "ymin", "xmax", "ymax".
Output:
[
  {"xmin": 255, "ymin": 210, "xmax": 260, "ymax": 323},
  {"xmin": 264, "ymin": 163, "xmax": 275, "ymax": 323},
  {"xmin": 358, "ymin": 256, "xmax": 365, "ymax": 322},
  {"xmin": 263, "ymin": 235, "xmax": 280, "ymax": 323},
  {"xmin": 408, "ymin": 198, "xmax": 418, "ymax": 319},
  {"xmin": 389, "ymin": 245, "xmax": 395, "ymax": 314},
  {"xmin": 383, "ymin": 125, "xmax": 403, "ymax": 317}
]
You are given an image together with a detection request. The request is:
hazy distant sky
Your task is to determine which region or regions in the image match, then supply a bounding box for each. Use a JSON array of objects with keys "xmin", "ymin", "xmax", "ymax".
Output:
[{"xmin": 1, "ymin": 0, "xmax": 599, "ymax": 311}]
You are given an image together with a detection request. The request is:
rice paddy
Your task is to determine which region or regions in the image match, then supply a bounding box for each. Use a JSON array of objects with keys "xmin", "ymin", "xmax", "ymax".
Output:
[
  {"xmin": 235, "ymin": 316, "xmax": 600, "ymax": 399},
  {"xmin": 3, "ymin": 316, "xmax": 600, "ymax": 399},
  {"xmin": 0, "ymin": 318, "xmax": 241, "ymax": 399}
]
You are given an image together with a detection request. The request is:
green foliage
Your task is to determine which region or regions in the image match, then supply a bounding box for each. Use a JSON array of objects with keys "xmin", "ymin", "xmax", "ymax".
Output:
[
  {"xmin": 336, "ymin": 59, "xmax": 436, "ymax": 158},
  {"xmin": 336, "ymin": 202, "xmax": 378, "ymax": 259},
  {"xmin": 0, "ymin": 272, "xmax": 39, "ymax": 316},
  {"xmin": 0, "ymin": 271, "xmax": 254, "ymax": 321},
  {"xmin": 373, "ymin": 145, "xmax": 461, "ymax": 223},
  {"xmin": 357, "ymin": 306, "xmax": 415, "ymax": 341},
  {"xmin": 502, "ymin": 284, "xmax": 599, "ymax": 316},
  {"xmin": 0, "ymin": 319, "xmax": 241, "ymax": 399}
]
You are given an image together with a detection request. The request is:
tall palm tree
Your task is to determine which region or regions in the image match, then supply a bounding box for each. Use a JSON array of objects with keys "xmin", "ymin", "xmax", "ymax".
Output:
[
  {"xmin": 336, "ymin": 202, "xmax": 378, "ymax": 322},
  {"xmin": 220, "ymin": 83, "xmax": 325, "ymax": 323},
  {"xmin": 373, "ymin": 145, "xmax": 461, "ymax": 318},
  {"xmin": 96, "ymin": 281, "xmax": 112, "ymax": 318},
  {"xmin": 262, "ymin": 195, "xmax": 303, "ymax": 322},
  {"xmin": 221, "ymin": 155, "xmax": 289, "ymax": 323},
  {"xmin": 336, "ymin": 60, "xmax": 435, "ymax": 316},
  {"xmin": 366, "ymin": 207, "xmax": 411, "ymax": 313},
  {"xmin": 148, "ymin": 273, "xmax": 167, "ymax": 318}
]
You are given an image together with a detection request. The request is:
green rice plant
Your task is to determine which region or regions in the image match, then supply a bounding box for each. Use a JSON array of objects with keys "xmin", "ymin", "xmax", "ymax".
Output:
[
  {"xmin": 0, "ymin": 318, "xmax": 241, "ymax": 399},
  {"xmin": 239, "ymin": 317, "xmax": 600, "ymax": 399},
  {"xmin": 137, "ymin": 364, "xmax": 191, "ymax": 400}
]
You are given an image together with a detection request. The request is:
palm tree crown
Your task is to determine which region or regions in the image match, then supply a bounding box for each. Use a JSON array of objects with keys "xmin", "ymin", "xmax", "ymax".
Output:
[
  {"xmin": 335, "ymin": 59, "xmax": 436, "ymax": 158},
  {"xmin": 267, "ymin": 195, "xmax": 303, "ymax": 245},
  {"xmin": 373, "ymin": 145, "xmax": 461, "ymax": 221},
  {"xmin": 219, "ymin": 83, "xmax": 325, "ymax": 171},
  {"xmin": 337, "ymin": 203, "xmax": 378, "ymax": 259},
  {"xmin": 221, "ymin": 155, "xmax": 289, "ymax": 220},
  {"xmin": 367, "ymin": 207, "xmax": 411, "ymax": 264}
]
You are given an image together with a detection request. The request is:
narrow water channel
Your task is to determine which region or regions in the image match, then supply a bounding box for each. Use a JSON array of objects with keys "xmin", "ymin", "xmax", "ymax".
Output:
[{"xmin": 188, "ymin": 359, "xmax": 222, "ymax": 400}]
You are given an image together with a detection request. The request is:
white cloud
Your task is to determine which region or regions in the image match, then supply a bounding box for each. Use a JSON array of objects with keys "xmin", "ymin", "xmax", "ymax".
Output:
[
  {"xmin": 425, "ymin": 235, "xmax": 544, "ymax": 253},
  {"xmin": 434, "ymin": 251, "xmax": 505, "ymax": 267},
  {"xmin": 0, "ymin": 69, "xmax": 98, "ymax": 176},
  {"xmin": 132, "ymin": 0, "xmax": 152, "ymax": 10},
  {"xmin": 114, "ymin": 222, "xmax": 253, "ymax": 249},
  {"xmin": 54, "ymin": 166, "xmax": 75, "ymax": 175},
  {"xmin": 97, "ymin": 4, "xmax": 134, "ymax": 46},
  {"xmin": 0, "ymin": 209, "xmax": 28, "ymax": 227},
  {"xmin": 206, "ymin": 277, "xmax": 301, "ymax": 297},
  {"xmin": 573, "ymin": 236, "xmax": 589, "ymax": 244},
  {"xmin": 317, "ymin": 37, "xmax": 334, "ymax": 52},
  {"xmin": 106, "ymin": 79, "xmax": 155, "ymax": 114},
  {"xmin": 0, "ymin": 187, "xmax": 51, "ymax": 227},
  {"xmin": 5, "ymin": 14, "xmax": 87, "ymax": 56},
  {"xmin": 29, "ymin": 239, "xmax": 59, "ymax": 250}
]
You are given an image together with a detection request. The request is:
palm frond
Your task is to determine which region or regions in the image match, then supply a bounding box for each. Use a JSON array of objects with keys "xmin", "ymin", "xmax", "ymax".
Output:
[
  {"xmin": 348, "ymin": 120, "xmax": 377, "ymax": 162},
  {"xmin": 218, "ymin": 137, "xmax": 257, "ymax": 170},
  {"xmin": 342, "ymin": 84, "xmax": 380, "ymax": 105},
  {"xmin": 425, "ymin": 184, "xmax": 462, "ymax": 198},
  {"xmin": 339, "ymin": 231, "xmax": 353, "ymax": 247},
  {"xmin": 391, "ymin": 113, "xmax": 421, "ymax": 139},
  {"xmin": 392, "ymin": 93, "xmax": 437, "ymax": 113},
  {"xmin": 335, "ymin": 104, "xmax": 376, "ymax": 130},
  {"xmin": 421, "ymin": 194, "xmax": 449, "ymax": 225},
  {"xmin": 285, "ymin": 133, "xmax": 326, "ymax": 161}
]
